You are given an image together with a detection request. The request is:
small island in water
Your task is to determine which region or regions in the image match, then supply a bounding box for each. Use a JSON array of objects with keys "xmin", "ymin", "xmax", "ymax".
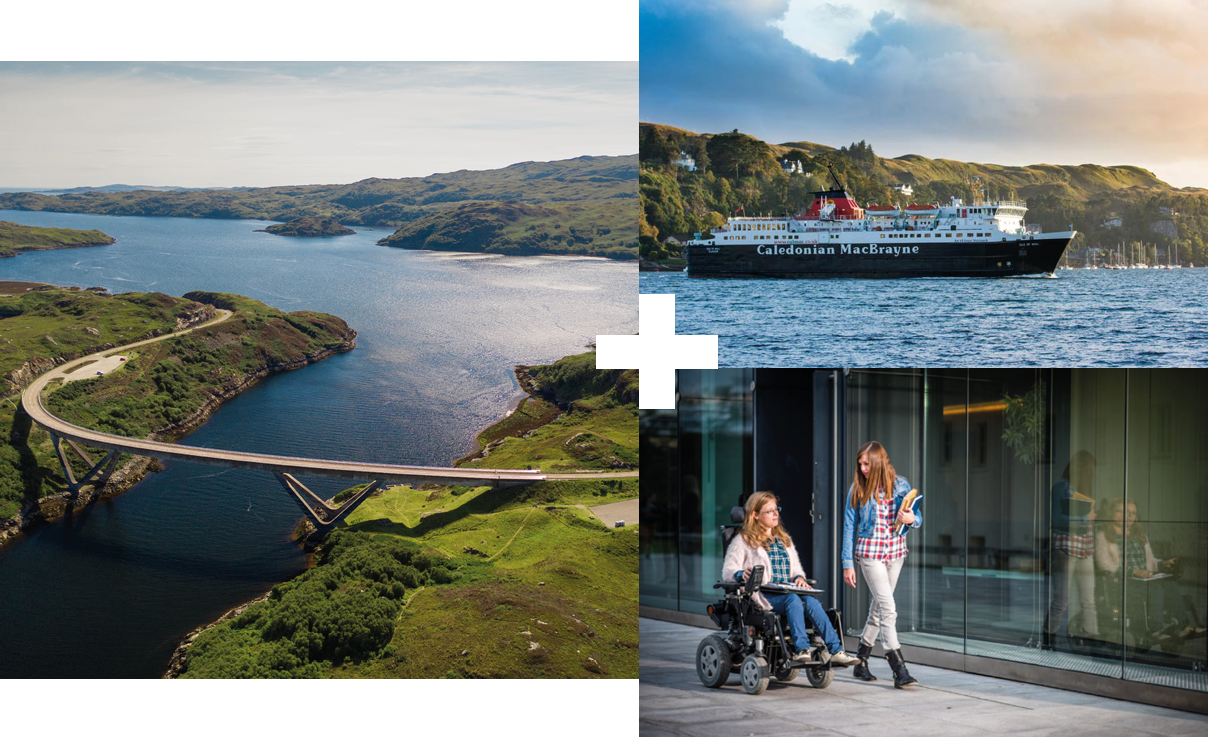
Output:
[
  {"xmin": 0, "ymin": 221, "xmax": 115, "ymax": 257},
  {"xmin": 254, "ymin": 216, "xmax": 355, "ymax": 237}
]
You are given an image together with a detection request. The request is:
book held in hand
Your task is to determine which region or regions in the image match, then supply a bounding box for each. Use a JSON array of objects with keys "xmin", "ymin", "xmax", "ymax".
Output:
[{"xmin": 893, "ymin": 488, "xmax": 922, "ymax": 533}]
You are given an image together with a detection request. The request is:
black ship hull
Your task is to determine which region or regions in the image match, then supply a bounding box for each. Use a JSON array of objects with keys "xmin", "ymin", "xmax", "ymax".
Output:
[{"xmin": 686, "ymin": 233, "xmax": 1073, "ymax": 279}]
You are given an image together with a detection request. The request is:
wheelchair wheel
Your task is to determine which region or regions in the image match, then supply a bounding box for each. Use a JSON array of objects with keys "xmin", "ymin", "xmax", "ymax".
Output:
[
  {"xmin": 805, "ymin": 666, "xmax": 834, "ymax": 689},
  {"xmin": 696, "ymin": 635, "xmax": 732, "ymax": 688},
  {"xmin": 739, "ymin": 654, "xmax": 770, "ymax": 695}
]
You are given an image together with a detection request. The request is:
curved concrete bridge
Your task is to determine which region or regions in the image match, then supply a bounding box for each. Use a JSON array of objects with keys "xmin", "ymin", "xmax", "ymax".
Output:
[{"xmin": 21, "ymin": 310, "xmax": 635, "ymax": 532}]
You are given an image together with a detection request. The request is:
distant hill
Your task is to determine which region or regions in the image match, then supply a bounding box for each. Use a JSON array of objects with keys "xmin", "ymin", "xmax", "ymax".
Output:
[
  {"xmin": 0, "ymin": 184, "xmax": 222, "ymax": 195},
  {"xmin": 0, "ymin": 155, "xmax": 639, "ymax": 260},
  {"xmin": 638, "ymin": 123, "xmax": 1208, "ymax": 264},
  {"xmin": 377, "ymin": 199, "xmax": 635, "ymax": 259}
]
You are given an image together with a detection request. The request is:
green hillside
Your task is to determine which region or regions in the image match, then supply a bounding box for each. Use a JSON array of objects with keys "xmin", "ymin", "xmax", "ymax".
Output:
[
  {"xmin": 378, "ymin": 199, "xmax": 636, "ymax": 259},
  {"xmin": 175, "ymin": 352, "xmax": 639, "ymax": 679},
  {"xmin": 0, "ymin": 155, "xmax": 639, "ymax": 259},
  {"xmin": 0, "ymin": 221, "xmax": 115, "ymax": 257},
  {"xmin": 639, "ymin": 123, "xmax": 1208, "ymax": 264},
  {"xmin": 0, "ymin": 287, "xmax": 354, "ymax": 521}
]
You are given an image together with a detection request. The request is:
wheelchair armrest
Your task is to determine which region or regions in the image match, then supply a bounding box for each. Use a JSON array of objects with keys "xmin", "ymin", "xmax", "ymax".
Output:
[{"xmin": 714, "ymin": 581, "xmax": 742, "ymax": 592}]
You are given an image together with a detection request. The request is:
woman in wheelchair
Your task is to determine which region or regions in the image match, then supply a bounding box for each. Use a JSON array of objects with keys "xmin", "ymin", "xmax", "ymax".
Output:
[
  {"xmin": 723, "ymin": 492, "xmax": 860, "ymax": 667},
  {"xmin": 1094, "ymin": 497, "xmax": 1204, "ymax": 645}
]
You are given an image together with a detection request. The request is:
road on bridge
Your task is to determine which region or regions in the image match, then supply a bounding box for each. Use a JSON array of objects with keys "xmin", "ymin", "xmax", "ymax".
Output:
[{"xmin": 22, "ymin": 306, "xmax": 637, "ymax": 489}]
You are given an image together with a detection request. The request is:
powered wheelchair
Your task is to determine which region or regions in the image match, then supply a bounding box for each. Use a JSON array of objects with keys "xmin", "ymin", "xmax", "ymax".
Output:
[{"xmin": 695, "ymin": 508, "xmax": 848, "ymax": 695}]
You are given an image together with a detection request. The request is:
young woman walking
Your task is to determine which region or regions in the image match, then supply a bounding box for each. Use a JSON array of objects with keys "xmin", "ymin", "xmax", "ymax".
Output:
[{"xmin": 842, "ymin": 441, "xmax": 922, "ymax": 688}]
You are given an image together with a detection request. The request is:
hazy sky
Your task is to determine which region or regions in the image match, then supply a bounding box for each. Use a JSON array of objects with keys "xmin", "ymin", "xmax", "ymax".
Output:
[
  {"xmin": 0, "ymin": 61, "xmax": 637, "ymax": 189},
  {"xmin": 641, "ymin": 0, "xmax": 1208, "ymax": 189}
]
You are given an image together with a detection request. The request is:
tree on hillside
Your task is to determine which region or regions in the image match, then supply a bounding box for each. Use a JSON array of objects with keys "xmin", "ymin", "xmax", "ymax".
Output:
[{"xmin": 706, "ymin": 131, "xmax": 778, "ymax": 181}]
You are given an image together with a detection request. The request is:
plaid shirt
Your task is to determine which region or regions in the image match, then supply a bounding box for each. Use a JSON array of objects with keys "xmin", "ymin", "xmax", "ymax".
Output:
[
  {"xmin": 854, "ymin": 496, "xmax": 907, "ymax": 562},
  {"xmin": 1053, "ymin": 531, "xmax": 1094, "ymax": 558},
  {"xmin": 1124, "ymin": 538, "xmax": 1148, "ymax": 574},
  {"xmin": 766, "ymin": 539, "xmax": 794, "ymax": 583}
]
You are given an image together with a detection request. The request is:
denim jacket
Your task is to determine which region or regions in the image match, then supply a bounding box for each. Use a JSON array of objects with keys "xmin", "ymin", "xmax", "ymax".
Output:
[{"xmin": 841, "ymin": 475, "xmax": 921, "ymax": 570}]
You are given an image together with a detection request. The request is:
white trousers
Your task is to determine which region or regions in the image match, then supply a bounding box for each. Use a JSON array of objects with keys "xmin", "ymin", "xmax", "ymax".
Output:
[{"xmin": 857, "ymin": 555, "xmax": 905, "ymax": 651}]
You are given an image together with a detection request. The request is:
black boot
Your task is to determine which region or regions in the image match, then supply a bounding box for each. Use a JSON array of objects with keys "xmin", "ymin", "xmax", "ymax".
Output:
[
  {"xmin": 885, "ymin": 648, "xmax": 918, "ymax": 689},
  {"xmin": 852, "ymin": 641, "xmax": 877, "ymax": 682}
]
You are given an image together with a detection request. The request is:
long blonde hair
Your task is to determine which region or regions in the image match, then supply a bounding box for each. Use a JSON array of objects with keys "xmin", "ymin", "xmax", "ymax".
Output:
[
  {"xmin": 1101, "ymin": 497, "xmax": 1147, "ymax": 545},
  {"xmin": 850, "ymin": 441, "xmax": 896, "ymax": 508},
  {"xmin": 739, "ymin": 491, "xmax": 794, "ymax": 551}
]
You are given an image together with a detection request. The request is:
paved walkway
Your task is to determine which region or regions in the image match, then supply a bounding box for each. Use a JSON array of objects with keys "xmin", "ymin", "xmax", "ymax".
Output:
[{"xmin": 640, "ymin": 618, "xmax": 1208, "ymax": 737}]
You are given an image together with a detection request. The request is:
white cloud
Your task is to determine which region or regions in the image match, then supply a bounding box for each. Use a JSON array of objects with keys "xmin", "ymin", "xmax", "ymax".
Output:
[{"xmin": 772, "ymin": 0, "xmax": 909, "ymax": 61}]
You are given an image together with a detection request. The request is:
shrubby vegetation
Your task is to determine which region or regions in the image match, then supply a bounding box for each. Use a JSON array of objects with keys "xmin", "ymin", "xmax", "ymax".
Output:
[
  {"xmin": 639, "ymin": 123, "xmax": 1208, "ymax": 264},
  {"xmin": 182, "ymin": 531, "xmax": 457, "ymax": 678},
  {"xmin": 44, "ymin": 293, "xmax": 354, "ymax": 440}
]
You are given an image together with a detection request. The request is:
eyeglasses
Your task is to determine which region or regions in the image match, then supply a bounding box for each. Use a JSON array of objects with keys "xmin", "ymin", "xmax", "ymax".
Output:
[{"xmin": 758, "ymin": 507, "xmax": 782, "ymax": 515}]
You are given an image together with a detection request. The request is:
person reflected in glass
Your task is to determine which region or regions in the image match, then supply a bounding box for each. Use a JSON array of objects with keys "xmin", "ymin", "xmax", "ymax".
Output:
[
  {"xmin": 723, "ymin": 492, "xmax": 859, "ymax": 667},
  {"xmin": 1044, "ymin": 450, "xmax": 1099, "ymax": 649},
  {"xmin": 1095, "ymin": 497, "xmax": 1204, "ymax": 646},
  {"xmin": 842, "ymin": 441, "xmax": 922, "ymax": 689}
]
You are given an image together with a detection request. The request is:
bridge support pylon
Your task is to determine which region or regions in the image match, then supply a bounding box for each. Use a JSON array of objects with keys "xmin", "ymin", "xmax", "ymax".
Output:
[
  {"xmin": 50, "ymin": 432, "xmax": 123, "ymax": 495},
  {"xmin": 273, "ymin": 472, "xmax": 382, "ymax": 535}
]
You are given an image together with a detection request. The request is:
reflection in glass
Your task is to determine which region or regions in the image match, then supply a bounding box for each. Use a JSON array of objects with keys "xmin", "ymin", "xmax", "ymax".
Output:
[{"xmin": 843, "ymin": 369, "xmax": 1207, "ymax": 692}]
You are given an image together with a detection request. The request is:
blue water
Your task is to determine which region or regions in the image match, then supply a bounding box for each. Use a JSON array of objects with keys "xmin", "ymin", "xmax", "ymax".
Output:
[
  {"xmin": 0, "ymin": 210, "xmax": 636, "ymax": 677},
  {"xmin": 641, "ymin": 270, "xmax": 1208, "ymax": 366}
]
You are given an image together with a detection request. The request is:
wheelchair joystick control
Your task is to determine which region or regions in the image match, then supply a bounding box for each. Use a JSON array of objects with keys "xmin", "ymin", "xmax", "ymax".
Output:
[{"xmin": 745, "ymin": 565, "xmax": 764, "ymax": 595}]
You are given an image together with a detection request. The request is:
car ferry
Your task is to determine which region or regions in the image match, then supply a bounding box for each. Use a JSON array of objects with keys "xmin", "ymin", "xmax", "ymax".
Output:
[{"xmin": 686, "ymin": 173, "xmax": 1074, "ymax": 278}]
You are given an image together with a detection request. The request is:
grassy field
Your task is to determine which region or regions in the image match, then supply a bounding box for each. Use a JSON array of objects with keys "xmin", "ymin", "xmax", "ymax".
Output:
[{"xmin": 177, "ymin": 352, "xmax": 639, "ymax": 678}]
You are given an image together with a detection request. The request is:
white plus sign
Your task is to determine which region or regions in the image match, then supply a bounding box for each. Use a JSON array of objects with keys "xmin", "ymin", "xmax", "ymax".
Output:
[{"xmin": 596, "ymin": 294, "xmax": 718, "ymax": 409}]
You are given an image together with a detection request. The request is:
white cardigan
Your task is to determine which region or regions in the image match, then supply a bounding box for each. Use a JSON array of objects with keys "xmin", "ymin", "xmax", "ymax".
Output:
[
  {"xmin": 722, "ymin": 533, "xmax": 807, "ymax": 611},
  {"xmin": 1094, "ymin": 529, "xmax": 1159, "ymax": 575}
]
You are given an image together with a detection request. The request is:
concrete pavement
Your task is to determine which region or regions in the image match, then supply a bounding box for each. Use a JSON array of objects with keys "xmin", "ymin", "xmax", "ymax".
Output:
[{"xmin": 639, "ymin": 617, "xmax": 1208, "ymax": 737}]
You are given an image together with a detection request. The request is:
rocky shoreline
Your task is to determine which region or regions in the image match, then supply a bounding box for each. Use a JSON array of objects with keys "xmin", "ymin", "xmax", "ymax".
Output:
[
  {"xmin": 0, "ymin": 308, "xmax": 356, "ymax": 549},
  {"xmin": 162, "ymin": 591, "xmax": 273, "ymax": 678}
]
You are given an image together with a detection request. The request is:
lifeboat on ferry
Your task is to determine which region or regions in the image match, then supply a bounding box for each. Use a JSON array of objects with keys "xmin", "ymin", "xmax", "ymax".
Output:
[
  {"xmin": 905, "ymin": 203, "xmax": 940, "ymax": 216},
  {"xmin": 865, "ymin": 205, "xmax": 900, "ymax": 217}
]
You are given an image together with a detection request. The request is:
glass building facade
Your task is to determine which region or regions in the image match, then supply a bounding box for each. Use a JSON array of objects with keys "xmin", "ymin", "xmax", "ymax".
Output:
[{"xmin": 640, "ymin": 369, "xmax": 1207, "ymax": 711}]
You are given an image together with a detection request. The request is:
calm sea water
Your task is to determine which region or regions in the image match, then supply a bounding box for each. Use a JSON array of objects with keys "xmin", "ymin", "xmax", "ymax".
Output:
[
  {"xmin": 0, "ymin": 209, "xmax": 636, "ymax": 677},
  {"xmin": 641, "ymin": 269, "xmax": 1208, "ymax": 366}
]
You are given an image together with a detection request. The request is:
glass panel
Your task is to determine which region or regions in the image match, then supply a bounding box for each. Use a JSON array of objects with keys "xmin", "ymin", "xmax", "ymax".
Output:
[
  {"xmin": 842, "ymin": 370, "xmax": 924, "ymax": 642},
  {"xmin": 917, "ymin": 369, "xmax": 968, "ymax": 651},
  {"xmin": 957, "ymin": 370, "xmax": 1052, "ymax": 660},
  {"xmin": 1121, "ymin": 370, "xmax": 1208, "ymax": 691},
  {"xmin": 676, "ymin": 369, "xmax": 752, "ymax": 612},
  {"xmin": 638, "ymin": 406, "xmax": 679, "ymax": 611}
]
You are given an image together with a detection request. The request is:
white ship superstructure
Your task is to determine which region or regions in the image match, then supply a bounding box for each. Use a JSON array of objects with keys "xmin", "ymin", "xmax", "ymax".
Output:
[{"xmin": 684, "ymin": 171, "xmax": 1076, "ymax": 278}]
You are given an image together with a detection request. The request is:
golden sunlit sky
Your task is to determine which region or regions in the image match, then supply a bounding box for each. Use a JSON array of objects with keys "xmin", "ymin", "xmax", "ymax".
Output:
[{"xmin": 641, "ymin": 0, "xmax": 1208, "ymax": 189}]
